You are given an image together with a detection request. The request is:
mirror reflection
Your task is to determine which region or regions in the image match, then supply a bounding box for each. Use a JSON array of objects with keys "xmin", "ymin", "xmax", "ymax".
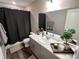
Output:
[{"xmin": 44, "ymin": 8, "xmax": 79, "ymax": 45}]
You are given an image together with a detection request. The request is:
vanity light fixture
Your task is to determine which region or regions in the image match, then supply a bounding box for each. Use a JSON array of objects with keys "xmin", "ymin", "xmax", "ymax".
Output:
[
  {"xmin": 48, "ymin": 0, "xmax": 53, "ymax": 3},
  {"xmin": 12, "ymin": 1, "xmax": 16, "ymax": 5},
  {"xmin": 50, "ymin": 0, "xmax": 53, "ymax": 3}
]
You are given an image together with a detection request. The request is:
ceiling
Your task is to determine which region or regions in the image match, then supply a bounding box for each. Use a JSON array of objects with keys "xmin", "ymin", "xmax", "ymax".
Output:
[{"xmin": 0, "ymin": 0, "xmax": 36, "ymax": 7}]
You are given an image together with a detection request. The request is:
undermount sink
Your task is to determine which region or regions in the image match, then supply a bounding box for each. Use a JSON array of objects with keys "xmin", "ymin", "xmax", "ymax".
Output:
[
  {"xmin": 40, "ymin": 36, "xmax": 50, "ymax": 44},
  {"xmin": 39, "ymin": 34, "xmax": 64, "ymax": 45}
]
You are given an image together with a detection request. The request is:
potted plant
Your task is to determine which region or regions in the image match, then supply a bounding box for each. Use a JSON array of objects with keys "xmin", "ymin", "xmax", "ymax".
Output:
[
  {"xmin": 61, "ymin": 28, "xmax": 76, "ymax": 50},
  {"xmin": 68, "ymin": 29, "xmax": 76, "ymax": 39}
]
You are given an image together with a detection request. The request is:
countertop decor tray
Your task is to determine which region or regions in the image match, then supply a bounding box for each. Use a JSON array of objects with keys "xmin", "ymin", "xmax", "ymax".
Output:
[{"xmin": 50, "ymin": 43, "xmax": 74, "ymax": 54}]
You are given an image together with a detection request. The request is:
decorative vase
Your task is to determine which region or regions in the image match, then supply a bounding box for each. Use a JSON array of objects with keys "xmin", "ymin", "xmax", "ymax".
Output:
[{"xmin": 64, "ymin": 43, "xmax": 70, "ymax": 50}]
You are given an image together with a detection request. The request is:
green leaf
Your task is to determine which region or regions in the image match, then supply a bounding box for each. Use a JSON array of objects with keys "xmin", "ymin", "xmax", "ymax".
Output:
[
  {"xmin": 62, "ymin": 31, "xmax": 72, "ymax": 40},
  {"xmin": 68, "ymin": 28, "xmax": 76, "ymax": 34}
]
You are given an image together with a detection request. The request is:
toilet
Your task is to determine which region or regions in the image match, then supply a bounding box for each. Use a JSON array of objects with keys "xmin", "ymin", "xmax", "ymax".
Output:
[{"xmin": 23, "ymin": 38, "xmax": 30, "ymax": 47}]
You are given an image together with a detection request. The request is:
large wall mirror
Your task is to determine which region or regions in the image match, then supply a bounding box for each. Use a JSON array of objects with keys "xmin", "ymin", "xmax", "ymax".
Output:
[{"xmin": 45, "ymin": 8, "xmax": 79, "ymax": 45}]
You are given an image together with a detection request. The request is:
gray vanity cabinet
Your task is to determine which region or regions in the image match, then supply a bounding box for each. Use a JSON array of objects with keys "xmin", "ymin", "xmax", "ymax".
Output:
[
  {"xmin": 40, "ymin": 45, "xmax": 59, "ymax": 59},
  {"xmin": 29, "ymin": 38, "xmax": 59, "ymax": 59},
  {"xmin": 29, "ymin": 38, "xmax": 41, "ymax": 59}
]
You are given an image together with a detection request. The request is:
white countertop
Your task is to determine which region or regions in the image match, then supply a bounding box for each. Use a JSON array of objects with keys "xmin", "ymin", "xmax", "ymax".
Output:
[{"xmin": 29, "ymin": 32, "xmax": 74, "ymax": 59}]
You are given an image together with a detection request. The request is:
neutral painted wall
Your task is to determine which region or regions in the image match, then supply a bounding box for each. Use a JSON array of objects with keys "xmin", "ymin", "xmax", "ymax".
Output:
[
  {"xmin": 25, "ymin": 0, "xmax": 79, "ymax": 33},
  {"xmin": 25, "ymin": 0, "xmax": 48, "ymax": 32},
  {"xmin": 46, "ymin": 10, "xmax": 67, "ymax": 35}
]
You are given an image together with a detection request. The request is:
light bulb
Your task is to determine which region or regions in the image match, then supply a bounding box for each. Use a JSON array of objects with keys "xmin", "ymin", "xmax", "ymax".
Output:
[{"xmin": 12, "ymin": 1, "xmax": 16, "ymax": 4}]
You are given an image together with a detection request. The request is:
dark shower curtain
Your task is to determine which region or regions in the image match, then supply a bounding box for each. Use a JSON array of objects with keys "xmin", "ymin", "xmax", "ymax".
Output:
[
  {"xmin": 0, "ymin": 8, "xmax": 7, "ymax": 30},
  {"xmin": 0, "ymin": 8, "xmax": 31, "ymax": 44},
  {"xmin": 15, "ymin": 10, "xmax": 31, "ymax": 41},
  {"xmin": 39, "ymin": 13, "xmax": 46, "ymax": 30},
  {"xmin": 4, "ymin": 9, "xmax": 20, "ymax": 43}
]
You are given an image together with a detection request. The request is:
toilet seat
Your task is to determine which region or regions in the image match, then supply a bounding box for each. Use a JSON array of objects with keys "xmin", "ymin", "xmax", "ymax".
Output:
[{"xmin": 23, "ymin": 38, "xmax": 30, "ymax": 47}]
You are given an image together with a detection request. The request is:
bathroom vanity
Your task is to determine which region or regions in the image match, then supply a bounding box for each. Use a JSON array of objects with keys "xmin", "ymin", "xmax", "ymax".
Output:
[{"xmin": 29, "ymin": 32, "xmax": 75, "ymax": 59}]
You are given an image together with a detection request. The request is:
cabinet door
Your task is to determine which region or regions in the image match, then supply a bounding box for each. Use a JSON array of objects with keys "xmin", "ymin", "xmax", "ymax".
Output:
[
  {"xmin": 34, "ymin": 42, "xmax": 41, "ymax": 59},
  {"xmin": 29, "ymin": 38, "xmax": 41, "ymax": 59},
  {"xmin": 40, "ymin": 45, "xmax": 59, "ymax": 59},
  {"xmin": 29, "ymin": 38, "xmax": 35, "ymax": 51}
]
